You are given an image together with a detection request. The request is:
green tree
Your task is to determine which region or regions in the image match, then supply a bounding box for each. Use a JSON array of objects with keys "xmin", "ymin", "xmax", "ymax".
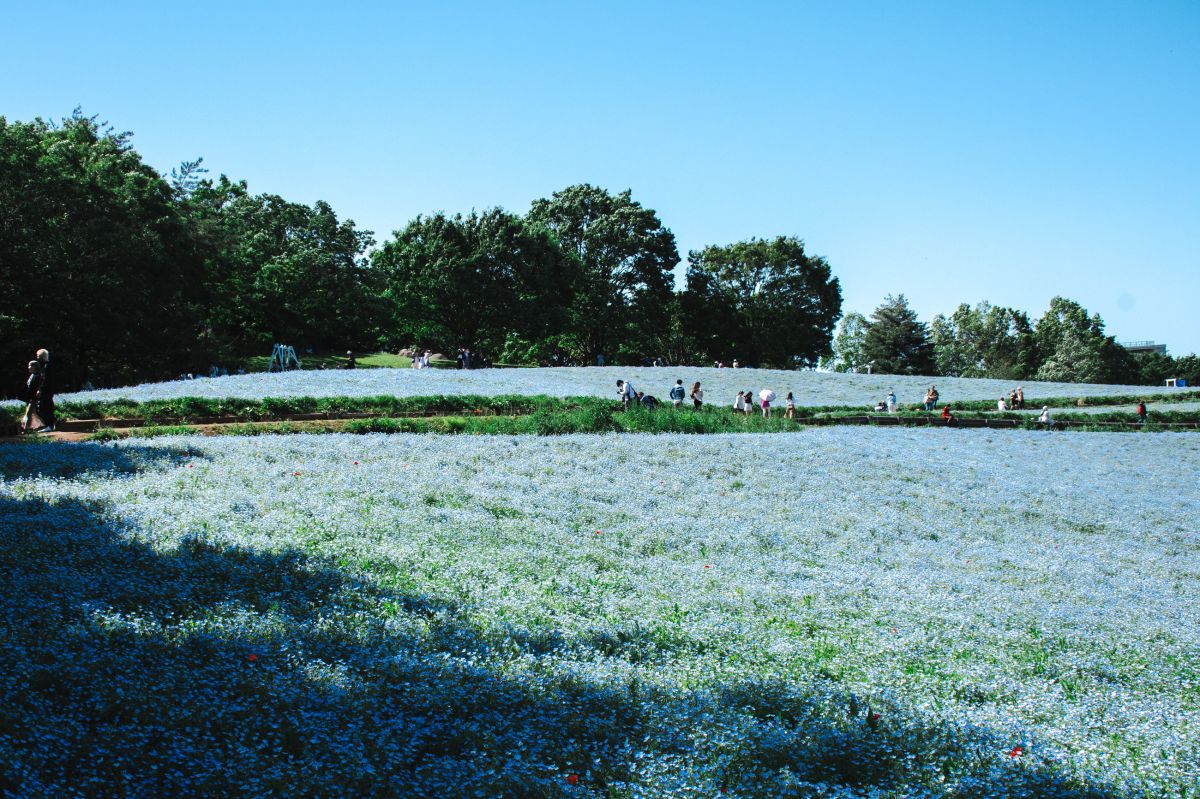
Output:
[
  {"xmin": 681, "ymin": 237, "xmax": 841, "ymax": 368},
  {"xmin": 0, "ymin": 112, "xmax": 206, "ymax": 391},
  {"xmin": 861, "ymin": 295, "xmax": 935, "ymax": 375},
  {"xmin": 526, "ymin": 184, "xmax": 678, "ymax": 363},
  {"xmin": 1032, "ymin": 297, "xmax": 1131, "ymax": 383},
  {"xmin": 930, "ymin": 301, "xmax": 1035, "ymax": 379},
  {"xmin": 184, "ymin": 177, "xmax": 377, "ymax": 354},
  {"xmin": 372, "ymin": 209, "xmax": 572, "ymax": 356},
  {"xmin": 825, "ymin": 312, "xmax": 867, "ymax": 372}
]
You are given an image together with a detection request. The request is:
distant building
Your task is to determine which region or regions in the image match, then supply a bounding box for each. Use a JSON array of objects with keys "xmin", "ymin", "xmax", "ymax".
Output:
[{"xmin": 1121, "ymin": 340, "xmax": 1168, "ymax": 355}]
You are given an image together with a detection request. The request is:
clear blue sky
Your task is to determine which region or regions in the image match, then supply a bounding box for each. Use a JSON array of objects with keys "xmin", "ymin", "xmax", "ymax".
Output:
[{"xmin": 5, "ymin": 1, "xmax": 1198, "ymax": 354}]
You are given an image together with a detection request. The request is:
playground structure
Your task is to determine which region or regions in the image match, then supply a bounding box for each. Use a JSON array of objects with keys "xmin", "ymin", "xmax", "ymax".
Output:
[{"xmin": 267, "ymin": 344, "xmax": 302, "ymax": 372}]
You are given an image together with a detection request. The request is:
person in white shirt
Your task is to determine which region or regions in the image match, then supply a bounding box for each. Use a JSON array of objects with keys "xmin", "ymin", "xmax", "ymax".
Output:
[
  {"xmin": 734, "ymin": 391, "xmax": 745, "ymax": 413},
  {"xmin": 616, "ymin": 379, "xmax": 636, "ymax": 410},
  {"xmin": 690, "ymin": 381, "xmax": 704, "ymax": 409},
  {"xmin": 1038, "ymin": 405, "xmax": 1052, "ymax": 424},
  {"xmin": 998, "ymin": 397, "xmax": 1008, "ymax": 412},
  {"xmin": 886, "ymin": 390, "xmax": 897, "ymax": 413}
]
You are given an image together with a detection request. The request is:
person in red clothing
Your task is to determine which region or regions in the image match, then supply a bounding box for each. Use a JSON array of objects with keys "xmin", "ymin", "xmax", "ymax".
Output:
[{"xmin": 941, "ymin": 404, "xmax": 955, "ymax": 425}]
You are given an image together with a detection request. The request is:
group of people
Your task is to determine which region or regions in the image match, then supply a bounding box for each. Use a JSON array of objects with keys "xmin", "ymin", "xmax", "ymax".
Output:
[
  {"xmin": 615, "ymin": 379, "xmax": 795, "ymax": 419},
  {"xmin": 996, "ymin": 387, "xmax": 1026, "ymax": 411},
  {"xmin": 20, "ymin": 349, "xmax": 54, "ymax": 434}
]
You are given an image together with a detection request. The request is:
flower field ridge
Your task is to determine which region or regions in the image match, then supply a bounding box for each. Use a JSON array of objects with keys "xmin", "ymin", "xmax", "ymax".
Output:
[
  {"xmin": 56, "ymin": 365, "xmax": 1187, "ymax": 407},
  {"xmin": 0, "ymin": 429, "xmax": 1197, "ymax": 797}
]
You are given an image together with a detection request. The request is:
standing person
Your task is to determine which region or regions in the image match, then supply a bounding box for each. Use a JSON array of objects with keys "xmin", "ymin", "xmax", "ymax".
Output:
[
  {"xmin": 784, "ymin": 391, "xmax": 795, "ymax": 419},
  {"xmin": 759, "ymin": 388, "xmax": 776, "ymax": 418},
  {"xmin": 669, "ymin": 379, "xmax": 686, "ymax": 408},
  {"xmin": 731, "ymin": 359, "xmax": 740, "ymax": 369},
  {"xmin": 1136, "ymin": 400, "xmax": 1147, "ymax": 424},
  {"xmin": 616, "ymin": 379, "xmax": 636, "ymax": 411},
  {"xmin": 744, "ymin": 388, "xmax": 754, "ymax": 416},
  {"xmin": 1008, "ymin": 389, "xmax": 1018, "ymax": 410},
  {"xmin": 734, "ymin": 390, "xmax": 745, "ymax": 414},
  {"xmin": 345, "ymin": 351, "xmax": 357, "ymax": 369},
  {"xmin": 1016, "ymin": 386, "xmax": 1025, "ymax": 409},
  {"xmin": 886, "ymin": 390, "xmax": 897, "ymax": 413},
  {"xmin": 34, "ymin": 348, "xmax": 54, "ymax": 431},
  {"xmin": 924, "ymin": 385, "xmax": 938, "ymax": 411},
  {"xmin": 690, "ymin": 381, "xmax": 704, "ymax": 409},
  {"xmin": 20, "ymin": 361, "xmax": 43, "ymax": 434}
]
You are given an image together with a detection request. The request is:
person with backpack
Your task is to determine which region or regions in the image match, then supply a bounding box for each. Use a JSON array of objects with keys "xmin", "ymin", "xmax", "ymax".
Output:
[{"xmin": 669, "ymin": 379, "xmax": 686, "ymax": 408}]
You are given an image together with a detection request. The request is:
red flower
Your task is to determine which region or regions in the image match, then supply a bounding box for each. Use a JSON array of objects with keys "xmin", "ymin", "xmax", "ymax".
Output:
[
  {"xmin": 293, "ymin": 471, "xmax": 301, "ymax": 476},
  {"xmin": 595, "ymin": 530, "xmax": 602, "ymax": 535},
  {"xmin": 1010, "ymin": 745, "xmax": 1023, "ymax": 758},
  {"xmin": 704, "ymin": 564, "xmax": 712, "ymax": 569},
  {"xmin": 247, "ymin": 653, "xmax": 258, "ymax": 663},
  {"xmin": 566, "ymin": 773, "xmax": 579, "ymax": 785},
  {"xmin": 354, "ymin": 460, "xmax": 359, "ymax": 465}
]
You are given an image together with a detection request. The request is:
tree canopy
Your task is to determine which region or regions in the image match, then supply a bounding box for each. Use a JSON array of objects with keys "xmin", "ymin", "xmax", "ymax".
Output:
[
  {"xmin": 861, "ymin": 295, "xmax": 935, "ymax": 375},
  {"xmin": 682, "ymin": 237, "xmax": 841, "ymax": 368}
]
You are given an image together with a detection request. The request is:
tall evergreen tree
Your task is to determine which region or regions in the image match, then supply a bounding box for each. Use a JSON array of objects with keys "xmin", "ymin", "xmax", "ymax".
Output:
[{"xmin": 861, "ymin": 295, "xmax": 935, "ymax": 375}]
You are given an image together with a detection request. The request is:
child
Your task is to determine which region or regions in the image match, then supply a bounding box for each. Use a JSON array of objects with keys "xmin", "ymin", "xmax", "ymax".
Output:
[{"xmin": 744, "ymin": 389, "xmax": 754, "ymax": 416}]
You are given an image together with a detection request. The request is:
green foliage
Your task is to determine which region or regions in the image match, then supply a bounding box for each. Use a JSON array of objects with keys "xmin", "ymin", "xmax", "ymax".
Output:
[
  {"xmin": 930, "ymin": 302, "xmax": 1035, "ymax": 379},
  {"xmin": 183, "ymin": 176, "xmax": 377, "ymax": 354},
  {"xmin": 828, "ymin": 312, "xmax": 869, "ymax": 373},
  {"xmin": 527, "ymin": 184, "xmax": 679, "ymax": 363},
  {"xmin": 681, "ymin": 237, "xmax": 842, "ymax": 368},
  {"xmin": 861, "ymin": 295, "xmax": 935, "ymax": 375},
  {"xmin": 1032, "ymin": 297, "xmax": 1133, "ymax": 384},
  {"xmin": 0, "ymin": 113, "xmax": 206, "ymax": 392},
  {"xmin": 371, "ymin": 209, "xmax": 572, "ymax": 356}
]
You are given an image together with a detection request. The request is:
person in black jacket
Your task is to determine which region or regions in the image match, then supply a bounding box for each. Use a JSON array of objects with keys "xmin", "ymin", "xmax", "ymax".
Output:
[{"xmin": 34, "ymin": 348, "xmax": 55, "ymax": 431}]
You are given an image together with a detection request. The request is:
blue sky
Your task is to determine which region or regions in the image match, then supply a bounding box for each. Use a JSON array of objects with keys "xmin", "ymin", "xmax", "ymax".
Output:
[{"xmin": 5, "ymin": 1, "xmax": 1198, "ymax": 355}]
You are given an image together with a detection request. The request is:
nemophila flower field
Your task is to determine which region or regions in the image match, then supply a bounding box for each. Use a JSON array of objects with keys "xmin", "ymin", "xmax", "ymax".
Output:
[
  {"xmin": 56, "ymin": 366, "xmax": 1185, "ymax": 408},
  {"xmin": 1, "ymin": 430, "xmax": 1197, "ymax": 798}
]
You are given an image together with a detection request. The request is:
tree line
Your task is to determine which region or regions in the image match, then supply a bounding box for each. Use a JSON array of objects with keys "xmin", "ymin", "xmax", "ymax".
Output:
[
  {"xmin": 1, "ymin": 113, "xmax": 842, "ymax": 394},
  {"xmin": 1, "ymin": 113, "xmax": 1193, "ymax": 395},
  {"xmin": 828, "ymin": 295, "xmax": 1198, "ymax": 386}
]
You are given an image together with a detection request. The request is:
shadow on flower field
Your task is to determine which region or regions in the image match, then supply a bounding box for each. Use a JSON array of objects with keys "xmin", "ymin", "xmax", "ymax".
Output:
[{"xmin": 0, "ymin": 446, "xmax": 1140, "ymax": 798}]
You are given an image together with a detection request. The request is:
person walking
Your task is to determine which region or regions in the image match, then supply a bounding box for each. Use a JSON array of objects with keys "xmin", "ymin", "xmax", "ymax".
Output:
[
  {"xmin": 690, "ymin": 381, "xmax": 704, "ymax": 409},
  {"xmin": 669, "ymin": 379, "xmax": 686, "ymax": 408},
  {"xmin": 34, "ymin": 348, "xmax": 54, "ymax": 431},
  {"xmin": 1136, "ymin": 400, "xmax": 1147, "ymax": 424},
  {"xmin": 20, "ymin": 360, "xmax": 42, "ymax": 434}
]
